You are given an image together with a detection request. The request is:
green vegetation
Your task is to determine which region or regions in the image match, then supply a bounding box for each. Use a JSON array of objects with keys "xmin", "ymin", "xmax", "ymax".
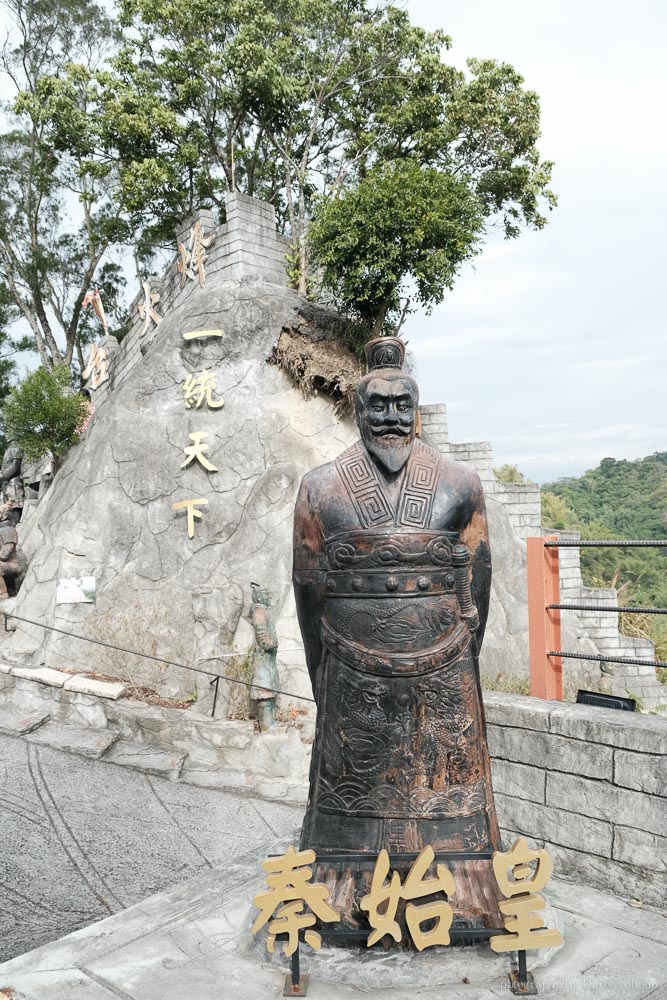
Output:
[
  {"xmin": 5, "ymin": 0, "xmax": 555, "ymax": 351},
  {"xmin": 494, "ymin": 463, "xmax": 526, "ymax": 484},
  {"xmin": 2, "ymin": 366, "xmax": 90, "ymax": 464},
  {"xmin": 542, "ymin": 453, "xmax": 667, "ymax": 663},
  {"xmin": 0, "ymin": 0, "xmax": 130, "ymax": 371}
]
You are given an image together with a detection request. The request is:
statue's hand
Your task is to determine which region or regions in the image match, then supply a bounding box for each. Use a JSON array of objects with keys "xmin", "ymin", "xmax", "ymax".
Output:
[{"xmin": 463, "ymin": 608, "xmax": 480, "ymax": 635}]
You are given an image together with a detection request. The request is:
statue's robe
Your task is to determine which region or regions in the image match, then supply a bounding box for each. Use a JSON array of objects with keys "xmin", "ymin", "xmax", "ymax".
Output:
[
  {"xmin": 0, "ymin": 522, "xmax": 21, "ymax": 599},
  {"xmin": 293, "ymin": 438, "xmax": 502, "ymax": 942}
]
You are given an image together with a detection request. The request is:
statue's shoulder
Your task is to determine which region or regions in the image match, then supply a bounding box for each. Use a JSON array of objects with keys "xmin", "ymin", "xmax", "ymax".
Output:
[
  {"xmin": 416, "ymin": 440, "xmax": 484, "ymax": 496},
  {"xmin": 298, "ymin": 442, "xmax": 358, "ymax": 504}
]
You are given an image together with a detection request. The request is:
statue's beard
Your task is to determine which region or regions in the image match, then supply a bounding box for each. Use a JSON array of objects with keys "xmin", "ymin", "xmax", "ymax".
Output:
[{"xmin": 362, "ymin": 427, "xmax": 414, "ymax": 475}]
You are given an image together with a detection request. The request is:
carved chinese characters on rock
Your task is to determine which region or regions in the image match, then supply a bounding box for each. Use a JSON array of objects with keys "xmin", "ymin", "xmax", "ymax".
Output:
[
  {"xmin": 183, "ymin": 370, "xmax": 224, "ymax": 410},
  {"xmin": 171, "ymin": 330, "xmax": 225, "ymax": 538},
  {"xmin": 138, "ymin": 281, "xmax": 163, "ymax": 337},
  {"xmin": 177, "ymin": 220, "xmax": 214, "ymax": 289},
  {"xmin": 82, "ymin": 343, "xmax": 110, "ymax": 390}
]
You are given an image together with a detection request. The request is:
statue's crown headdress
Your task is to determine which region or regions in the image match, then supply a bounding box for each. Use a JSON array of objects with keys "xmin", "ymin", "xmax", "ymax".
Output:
[{"xmin": 364, "ymin": 337, "xmax": 405, "ymax": 373}]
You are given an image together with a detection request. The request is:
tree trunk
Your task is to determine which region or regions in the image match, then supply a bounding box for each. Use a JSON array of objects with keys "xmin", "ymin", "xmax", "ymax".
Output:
[{"xmin": 371, "ymin": 295, "xmax": 393, "ymax": 338}]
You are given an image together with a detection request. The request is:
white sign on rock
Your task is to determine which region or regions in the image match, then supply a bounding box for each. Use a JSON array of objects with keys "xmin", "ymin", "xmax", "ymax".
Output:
[{"xmin": 56, "ymin": 577, "xmax": 96, "ymax": 604}]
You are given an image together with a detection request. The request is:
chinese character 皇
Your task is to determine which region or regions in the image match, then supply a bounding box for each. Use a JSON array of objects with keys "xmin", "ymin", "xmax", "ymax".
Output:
[
  {"xmin": 171, "ymin": 497, "xmax": 208, "ymax": 538},
  {"xmin": 360, "ymin": 846, "xmax": 456, "ymax": 950},
  {"xmin": 183, "ymin": 370, "xmax": 224, "ymax": 410},
  {"xmin": 177, "ymin": 219, "xmax": 214, "ymax": 289},
  {"xmin": 489, "ymin": 837, "xmax": 563, "ymax": 953},
  {"xmin": 82, "ymin": 343, "xmax": 110, "ymax": 390},
  {"xmin": 138, "ymin": 281, "xmax": 163, "ymax": 337},
  {"xmin": 180, "ymin": 432, "xmax": 218, "ymax": 473},
  {"xmin": 252, "ymin": 846, "xmax": 341, "ymax": 956}
]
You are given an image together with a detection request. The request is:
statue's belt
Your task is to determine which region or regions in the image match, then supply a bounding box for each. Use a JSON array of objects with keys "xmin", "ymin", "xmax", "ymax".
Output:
[
  {"xmin": 320, "ymin": 617, "xmax": 472, "ymax": 677},
  {"xmin": 323, "ymin": 568, "xmax": 458, "ymax": 598}
]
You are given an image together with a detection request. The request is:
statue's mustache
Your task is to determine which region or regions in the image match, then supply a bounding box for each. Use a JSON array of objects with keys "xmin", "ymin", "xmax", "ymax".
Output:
[{"xmin": 370, "ymin": 427, "xmax": 411, "ymax": 437}]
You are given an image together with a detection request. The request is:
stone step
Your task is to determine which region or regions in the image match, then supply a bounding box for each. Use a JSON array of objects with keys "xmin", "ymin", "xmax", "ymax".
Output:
[
  {"xmin": 104, "ymin": 739, "xmax": 186, "ymax": 779},
  {"xmin": 24, "ymin": 722, "xmax": 120, "ymax": 759},
  {"xmin": 0, "ymin": 707, "xmax": 50, "ymax": 736}
]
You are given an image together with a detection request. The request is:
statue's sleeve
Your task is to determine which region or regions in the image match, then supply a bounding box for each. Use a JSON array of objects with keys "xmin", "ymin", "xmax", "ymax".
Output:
[
  {"xmin": 292, "ymin": 474, "xmax": 327, "ymax": 695},
  {"xmin": 459, "ymin": 472, "xmax": 492, "ymax": 650}
]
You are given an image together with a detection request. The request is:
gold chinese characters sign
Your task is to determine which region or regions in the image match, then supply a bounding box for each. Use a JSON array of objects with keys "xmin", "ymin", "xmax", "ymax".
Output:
[
  {"xmin": 252, "ymin": 837, "xmax": 563, "ymax": 955},
  {"xmin": 171, "ymin": 330, "xmax": 225, "ymax": 538}
]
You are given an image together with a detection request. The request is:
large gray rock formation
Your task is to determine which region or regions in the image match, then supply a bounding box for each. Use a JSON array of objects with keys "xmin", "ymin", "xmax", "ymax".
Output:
[{"xmin": 4, "ymin": 270, "xmax": 358, "ymax": 704}]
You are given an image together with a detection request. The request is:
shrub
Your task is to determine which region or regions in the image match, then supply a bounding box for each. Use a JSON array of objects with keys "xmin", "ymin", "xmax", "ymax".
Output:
[{"xmin": 2, "ymin": 366, "xmax": 90, "ymax": 465}]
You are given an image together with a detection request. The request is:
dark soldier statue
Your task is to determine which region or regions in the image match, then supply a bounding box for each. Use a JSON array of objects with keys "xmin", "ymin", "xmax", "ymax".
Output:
[{"xmin": 292, "ymin": 337, "xmax": 502, "ymax": 942}]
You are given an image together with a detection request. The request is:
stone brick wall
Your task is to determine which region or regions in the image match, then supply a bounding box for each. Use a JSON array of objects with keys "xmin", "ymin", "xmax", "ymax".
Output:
[
  {"xmin": 420, "ymin": 402, "xmax": 541, "ymax": 540},
  {"xmin": 87, "ymin": 193, "xmax": 290, "ymax": 408},
  {"xmin": 485, "ymin": 691, "xmax": 666, "ymax": 907},
  {"xmin": 419, "ymin": 402, "xmax": 664, "ymax": 709}
]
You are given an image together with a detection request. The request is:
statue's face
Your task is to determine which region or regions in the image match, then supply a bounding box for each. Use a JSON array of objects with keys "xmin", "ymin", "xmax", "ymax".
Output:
[{"xmin": 357, "ymin": 375, "xmax": 417, "ymax": 474}]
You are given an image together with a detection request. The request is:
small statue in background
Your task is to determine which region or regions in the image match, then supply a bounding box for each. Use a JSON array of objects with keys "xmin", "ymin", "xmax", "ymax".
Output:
[
  {"xmin": 249, "ymin": 582, "xmax": 280, "ymax": 731},
  {"xmin": 0, "ymin": 502, "xmax": 23, "ymax": 599},
  {"xmin": 0, "ymin": 441, "xmax": 24, "ymax": 522}
]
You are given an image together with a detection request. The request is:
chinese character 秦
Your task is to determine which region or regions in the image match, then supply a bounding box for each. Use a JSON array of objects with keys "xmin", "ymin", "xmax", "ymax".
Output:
[
  {"xmin": 172, "ymin": 497, "xmax": 208, "ymax": 538},
  {"xmin": 360, "ymin": 846, "xmax": 456, "ymax": 950},
  {"xmin": 183, "ymin": 370, "xmax": 224, "ymax": 410},
  {"xmin": 180, "ymin": 432, "xmax": 218, "ymax": 473},
  {"xmin": 138, "ymin": 281, "xmax": 163, "ymax": 336},
  {"xmin": 82, "ymin": 343, "xmax": 110, "ymax": 390},
  {"xmin": 177, "ymin": 219, "xmax": 214, "ymax": 289},
  {"xmin": 489, "ymin": 837, "xmax": 563, "ymax": 953},
  {"xmin": 252, "ymin": 846, "xmax": 340, "ymax": 956}
]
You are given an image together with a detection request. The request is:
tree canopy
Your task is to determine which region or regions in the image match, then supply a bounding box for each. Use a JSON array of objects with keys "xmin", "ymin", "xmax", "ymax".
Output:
[
  {"xmin": 2, "ymin": 364, "xmax": 90, "ymax": 462},
  {"xmin": 0, "ymin": 0, "xmax": 129, "ymax": 371},
  {"xmin": 0, "ymin": 0, "xmax": 556, "ymax": 361}
]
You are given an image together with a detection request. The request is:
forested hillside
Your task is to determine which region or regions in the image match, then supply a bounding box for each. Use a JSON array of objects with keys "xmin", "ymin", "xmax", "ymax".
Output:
[{"xmin": 542, "ymin": 452, "xmax": 667, "ymax": 662}]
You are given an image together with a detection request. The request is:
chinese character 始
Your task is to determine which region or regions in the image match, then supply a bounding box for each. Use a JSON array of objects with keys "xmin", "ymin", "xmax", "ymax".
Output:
[
  {"xmin": 360, "ymin": 846, "xmax": 456, "ymax": 950},
  {"xmin": 252, "ymin": 846, "xmax": 340, "ymax": 955},
  {"xmin": 489, "ymin": 837, "xmax": 563, "ymax": 953}
]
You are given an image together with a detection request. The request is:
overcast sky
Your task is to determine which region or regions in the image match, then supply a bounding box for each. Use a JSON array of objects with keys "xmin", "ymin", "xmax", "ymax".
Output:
[
  {"xmin": 1, "ymin": 3, "xmax": 665, "ymax": 484},
  {"xmin": 404, "ymin": 0, "xmax": 666, "ymax": 483}
]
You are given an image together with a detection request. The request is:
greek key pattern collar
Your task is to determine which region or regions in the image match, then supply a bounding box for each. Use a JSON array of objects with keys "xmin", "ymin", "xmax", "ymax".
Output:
[{"xmin": 336, "ymin": 440, "xmax": 441, "ymax": 529}]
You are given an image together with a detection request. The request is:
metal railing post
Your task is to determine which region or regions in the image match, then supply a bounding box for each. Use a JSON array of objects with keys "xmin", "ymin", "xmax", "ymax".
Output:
[{"xmin": 527, "ymin": 536, "xmax": 562, "ymax": 701}]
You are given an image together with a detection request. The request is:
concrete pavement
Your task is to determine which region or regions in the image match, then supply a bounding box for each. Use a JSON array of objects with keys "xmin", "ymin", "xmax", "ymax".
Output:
[{"xmin": 0, "ymin": 732, "xmax": 302, "ymax": 962}]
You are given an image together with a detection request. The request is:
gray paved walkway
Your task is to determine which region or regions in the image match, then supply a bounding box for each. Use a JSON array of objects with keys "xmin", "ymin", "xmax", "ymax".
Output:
[{"xmin": 0, "ymin": 733, "xmax": 302, "ymax": 962}]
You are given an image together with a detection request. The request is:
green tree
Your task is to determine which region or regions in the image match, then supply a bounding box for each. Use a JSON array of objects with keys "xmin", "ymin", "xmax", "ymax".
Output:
[
  {"xmin": 0, "ymin": 0, "xmax": 130, "ymax": 371},
  {"xmin": 540, "ymin": 491, "xmax": 573, "ymax": 531},
  {"xmin": 2, "ymin": 365, "xmax": 90, "ymax": 465},
  {"xmin": 44, "ymin": 0, "xmax": 555, "ymax": 306},
  {"xmin": 308, "ymin": 55, "xmax": 556, "ymax": 331},
  {"xmin": 309, "ymin": 160, "xmax": 484, "ymax": 336},
  {"xmin": 493, "ymin": 463, "xmax": 526, "ymax": 484}
]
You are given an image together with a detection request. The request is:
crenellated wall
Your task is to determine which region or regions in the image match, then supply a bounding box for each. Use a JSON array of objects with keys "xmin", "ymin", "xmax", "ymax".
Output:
[{"xmin": 89, "ymin": 193, "xmax": 290, "ymax": 409}]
